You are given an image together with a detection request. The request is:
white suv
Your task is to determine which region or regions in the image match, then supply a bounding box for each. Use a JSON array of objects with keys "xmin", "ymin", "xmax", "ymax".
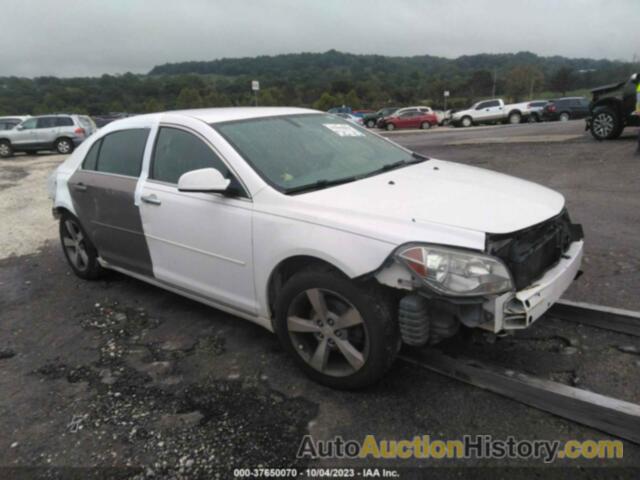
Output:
[
  {"xmin": 0, "ymin": 114, "xmax": 96, "ymax": 157},
  {"xmin": 48, "ymin": 107, "xmax": 584, "ymax": 388}
]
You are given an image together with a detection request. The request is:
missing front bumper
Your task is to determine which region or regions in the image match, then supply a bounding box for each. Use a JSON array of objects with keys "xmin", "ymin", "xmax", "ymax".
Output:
[{"xmin": 482, "ymin": 240, "xmax": 584, "ymax": 332}]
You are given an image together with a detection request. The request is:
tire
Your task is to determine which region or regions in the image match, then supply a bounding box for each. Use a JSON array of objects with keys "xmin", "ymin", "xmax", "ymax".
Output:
[
  {"xmin": 0, "ymin": 140, "xmax": 13, "ymax": 158},
  {"xmin": 385, "ymin": 123, "xmax": 395, "ymax": 131},
  {"xmin": 559, "ymin": 112, "xmax": 570, "ymax": 122},
  {"xmin": 59, "ymin": 212, "xmax": 104, "ymax": 280},
  {"xmin": 590, "ymin": 106, "xmax": 623, "ymax": 140},
  {"xmin": 461, "ymin": 116, "xmax": 472, "ymax": 128},
  {"xmin": 420, "ymin": 122, "xmax": 432, "ymax": 130},
  {"xmin": 55, "ymin": 137, "xmax": 74, "ymax": 155},
  {"xmin": 366, "ymin": 120, "xmax": 376, "ymax": 128},
  {"xmin": 274, "ymin": 269, "xmax": 399, "ymax": 389},
  {"xmin": 508, "ymin": 112, "xmax": 521, "ymax": 124}
]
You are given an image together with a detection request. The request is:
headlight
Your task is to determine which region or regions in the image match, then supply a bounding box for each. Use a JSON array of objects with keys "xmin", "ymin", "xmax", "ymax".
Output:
[{"xmin": 395, "ymin": 244, "xmax": 513, "ymax": 297}]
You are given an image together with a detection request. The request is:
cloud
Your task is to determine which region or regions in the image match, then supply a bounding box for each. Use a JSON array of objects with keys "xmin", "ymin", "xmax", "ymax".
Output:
[{"xmin": 3, "ymin": 0, "xmax": 638, "ymax": 77}]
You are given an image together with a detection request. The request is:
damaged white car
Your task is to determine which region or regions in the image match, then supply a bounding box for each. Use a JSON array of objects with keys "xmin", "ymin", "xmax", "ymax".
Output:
[{"xmin": 48, "ymin": 107, "xmax": 584, "ymax": 388}]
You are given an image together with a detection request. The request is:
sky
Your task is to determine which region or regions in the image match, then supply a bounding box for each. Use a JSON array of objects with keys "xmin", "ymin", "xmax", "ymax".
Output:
[{"xmin": 3, "ymin": 0, "xmax": 639, "ymax": 77}]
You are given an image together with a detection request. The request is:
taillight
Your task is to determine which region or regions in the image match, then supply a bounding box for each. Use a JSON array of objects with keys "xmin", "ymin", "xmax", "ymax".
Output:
[
  {"xmin": 548, "ymin": 104, "xmax": 556, "ymax": 112},
  {"xmin": 74, "ymin": 127, "xmax": 86, "ymax": 136}
]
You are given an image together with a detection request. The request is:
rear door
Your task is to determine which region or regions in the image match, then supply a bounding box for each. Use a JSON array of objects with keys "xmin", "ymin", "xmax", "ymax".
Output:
[
  {"xmin": 138, "ymin": 125, "xmax": 256, "ymax": 314},
  {"xmin": 68, "ymin": 128, "xmax": 153, "ymax": 275},
  {"xmin": 36, "ymin": 116, "xmax": 60, "ymax": 147}
]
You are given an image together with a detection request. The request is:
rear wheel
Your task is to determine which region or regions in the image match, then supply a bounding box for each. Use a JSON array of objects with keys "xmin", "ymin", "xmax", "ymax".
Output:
[
  {"xmin": 59, "ymin": 213, "xmax": 104, "ymax": 280},
  {"xmin": 274, "ymin": 269, "xmax": 399, "ymax": 389},
  {"xmin": 559, "ymin": 112, "xmax": 570, "ymax": 122},
  {"xmin": 420, "ymin": 121, "xmax": 432, "ymax": 130},
  {"xmin": 0, "ymin": 141, "xmax": 13, "ymax": 158},
  {"xmin": 55, "ymin": 138, "xmax": 74, "ymax": 155},
  {"xmin": 508, "ymin": 112, "xmax": 521, "ymax": 124},
  {"xmin": 590, "ymin": 106, "xmax": 623, "ymax": 140}
]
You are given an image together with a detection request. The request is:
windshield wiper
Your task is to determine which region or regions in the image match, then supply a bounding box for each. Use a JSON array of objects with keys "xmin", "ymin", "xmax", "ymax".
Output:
[
  {"xmin": 284, "ymin": 176, "xmax": 358, "ymax": 194},
  {"xmin": 361, "ymin": 153, "xmax": 429, "ymax": 178}
]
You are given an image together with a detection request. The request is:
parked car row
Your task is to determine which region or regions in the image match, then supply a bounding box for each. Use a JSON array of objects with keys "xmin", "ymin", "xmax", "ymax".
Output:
[
  {"xmin": 329, "ymin": 95, "xmax": 593, "ymax": 132},
  {"xmin": 0, "ymin": 114, "xmax": 96, "ymax": 158}
]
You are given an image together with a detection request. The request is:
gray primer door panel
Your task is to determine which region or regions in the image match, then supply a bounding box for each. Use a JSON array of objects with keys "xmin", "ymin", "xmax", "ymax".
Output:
[{"xmin": 68, "ymin": 170, "xmax": 153, "ymax": 277}]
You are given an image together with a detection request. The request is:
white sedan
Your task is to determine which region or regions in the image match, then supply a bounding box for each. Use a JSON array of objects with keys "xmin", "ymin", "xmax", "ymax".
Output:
[{"xmin": 49, "ymin": 107, "xmax": 584, "ymax": 388}]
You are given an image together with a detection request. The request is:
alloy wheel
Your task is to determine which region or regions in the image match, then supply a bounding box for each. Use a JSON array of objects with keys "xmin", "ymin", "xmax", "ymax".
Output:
[
  {"xmin": 287, "ymin": 288, "xmax": 369, "ymax": 377},
  {"xmin": 57, "ymin": 140, "xmax": 72, "ymax": 154},
  {"xmin": 592, "ymin": 113, "xmax": 614, "ymax": 138},
  {"xmin": 0, "ymin": 143, "xmax": 11, "ymax": 157},
  {"xmin": 62, "ymin": 219, "xmax": 89, "ymax": 271}
]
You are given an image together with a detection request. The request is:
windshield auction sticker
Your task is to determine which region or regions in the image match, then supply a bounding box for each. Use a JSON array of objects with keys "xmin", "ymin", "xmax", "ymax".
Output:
[{"xmin": 323, "ymin": 123, "xmax": 365, "ymax": 137}]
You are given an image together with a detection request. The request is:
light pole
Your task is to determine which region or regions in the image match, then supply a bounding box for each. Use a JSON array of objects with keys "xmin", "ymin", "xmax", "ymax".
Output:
[{"xmin": 251, "ymin": 80, "xmax": 260, "ymax": 106}]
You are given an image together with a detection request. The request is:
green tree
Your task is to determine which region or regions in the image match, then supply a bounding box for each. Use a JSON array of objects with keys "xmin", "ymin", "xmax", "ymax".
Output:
[
  {"xmin": 143, "ymin": 98, "xmax": 165, "ymax": 113},
  {"xmin": 344, "ymin": 89, "xmax": 361, "ymax": 109},
  {"xmin": 505, "ymin": 65, "xmax": 544, "ymax": 101},
  {"xmin": 549, "ymin": 67, "xmax": 575, "ymax": 96},
  {"xmin": 313, "ymin": 92, "xmax": 338, "ymax": 111},
  {"xmin": 175, "ymin": 87, "xmax": 203, "ymax": 109}
]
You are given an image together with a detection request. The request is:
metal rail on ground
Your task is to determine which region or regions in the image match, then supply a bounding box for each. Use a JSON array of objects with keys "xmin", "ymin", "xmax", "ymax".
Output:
[
  {"xmin": 399, "ymin": 348, "xmax": 640, "ymax": 444},
  {"xmin": 549, "ymin": 299, "xmax": 640, "ymax": 337}
]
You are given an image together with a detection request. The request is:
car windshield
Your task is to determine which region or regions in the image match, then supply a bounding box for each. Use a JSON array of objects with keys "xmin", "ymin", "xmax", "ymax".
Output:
[{"xmin": 214, "ymin": 114, "xmax": 423, "ymax": 193}]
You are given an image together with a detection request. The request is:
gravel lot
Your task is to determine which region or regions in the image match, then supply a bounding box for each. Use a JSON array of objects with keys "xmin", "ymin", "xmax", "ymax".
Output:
[{"xmin": 1, "ymin": 123, "xmax": 640, "ymax": 478}]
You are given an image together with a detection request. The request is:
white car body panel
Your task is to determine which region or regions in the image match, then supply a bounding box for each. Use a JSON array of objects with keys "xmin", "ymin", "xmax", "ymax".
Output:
[{"xmin": 49, "ymin": 107, "xmax": 581, "ymax": 335}]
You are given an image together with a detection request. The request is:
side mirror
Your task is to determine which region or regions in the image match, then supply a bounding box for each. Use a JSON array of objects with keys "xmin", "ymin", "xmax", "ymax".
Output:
[
  {"xmin": 177, "ymin": 167, "xmax": 230, "ymax": 193},
  {"xmin": 16, "ymin": 125, "xmax": 24, "ymax": 130}
]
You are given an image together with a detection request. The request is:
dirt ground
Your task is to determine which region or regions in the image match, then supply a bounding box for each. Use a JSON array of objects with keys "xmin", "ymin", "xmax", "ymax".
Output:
[{"xmin": 1, "ymin": 123, "xmax": 640, "ymax": 479}]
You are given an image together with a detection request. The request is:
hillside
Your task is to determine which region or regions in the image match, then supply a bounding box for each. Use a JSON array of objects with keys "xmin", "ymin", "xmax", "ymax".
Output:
[{"xmin": 0, "ymin": 50, "xmax": 636, "ymax": 116}]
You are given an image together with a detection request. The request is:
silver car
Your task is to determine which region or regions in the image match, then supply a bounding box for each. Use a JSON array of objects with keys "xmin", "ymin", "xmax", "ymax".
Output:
[{"xmin": 0, "ymin": 114, "xmax": 96, "ymax": 157}]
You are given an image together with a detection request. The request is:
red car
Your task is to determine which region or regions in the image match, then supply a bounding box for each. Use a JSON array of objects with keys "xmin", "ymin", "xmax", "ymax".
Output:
[{"xmin": 377, "ymin": 110, "xmax": 438, "ymax": 131}]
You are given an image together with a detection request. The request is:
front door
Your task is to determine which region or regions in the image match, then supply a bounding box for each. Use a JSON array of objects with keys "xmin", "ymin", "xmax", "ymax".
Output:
[
  {"xmin": 138, "ymin": 125, "xmax": 256, "ymax": 315},
  {"xmin": 11, "ymin": 117, "xmax": 40, "ymax": 147},
  {"xmin": 68, "ymin": 128, "xmax": 153, "ymax": 276}
]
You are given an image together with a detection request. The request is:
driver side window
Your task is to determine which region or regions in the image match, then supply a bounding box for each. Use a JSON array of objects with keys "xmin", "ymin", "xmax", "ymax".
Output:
[
  {"xmin": 151, "ymin": 127, "xmax": 243, "ymax": 194},
  {"xmin": 20, "ymin": 118, "xmax": 37, "ymax": 130}
]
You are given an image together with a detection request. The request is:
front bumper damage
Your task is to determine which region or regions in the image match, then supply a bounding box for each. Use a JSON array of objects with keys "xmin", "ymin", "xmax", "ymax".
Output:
[{"xmin": 482, "ymin": 240, "xmax": 584, "ymax": 333}]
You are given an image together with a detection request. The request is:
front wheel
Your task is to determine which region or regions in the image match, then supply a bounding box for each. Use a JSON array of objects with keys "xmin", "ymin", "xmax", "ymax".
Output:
[
  {"xmin": 461, "ymin": 116, "xmax": 472, "ymax": 128},
  {"xmin": 274, "ymin": 269, "xmax": 399, "ymax": 389},
  {"xmin": 366, "ymin": 119, "xmax": 376, "ymax": 128},
  {"xmin": 0, "ymin": 140, "xmax": 13, "ymax": 158},
  {"xmin": 590, "ymin": 107, "xmax": 622, "ymax": 140},
  {"xmin": 385, "ymin": 123, "xmax": 395, "ymax": 131}
]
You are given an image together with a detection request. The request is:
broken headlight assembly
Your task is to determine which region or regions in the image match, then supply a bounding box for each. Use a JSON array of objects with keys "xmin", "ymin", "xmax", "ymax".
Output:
[{"xmin": 395, "ymin": 244, "xmax": 514, "ymax": 297}]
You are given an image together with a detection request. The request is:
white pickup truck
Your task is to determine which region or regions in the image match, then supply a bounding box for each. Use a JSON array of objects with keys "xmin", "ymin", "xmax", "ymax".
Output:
[{"xmin": 451, "ymin": 99, "xmax": 532, "ymax": 127}]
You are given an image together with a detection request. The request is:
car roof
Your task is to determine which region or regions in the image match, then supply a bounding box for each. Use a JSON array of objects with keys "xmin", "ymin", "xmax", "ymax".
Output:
[
  {"xmin": 175, "ymin": 107, "xmax": 318, "ymax": 123},
  {"xmin": 98, "ymin": 107, "xmax": 322, "ymax": 133}
]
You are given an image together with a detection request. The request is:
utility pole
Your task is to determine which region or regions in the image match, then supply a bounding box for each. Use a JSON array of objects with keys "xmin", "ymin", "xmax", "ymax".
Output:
[{"xmin": 492, "ymin": 67, "xmax": 497, "ymax": 98}]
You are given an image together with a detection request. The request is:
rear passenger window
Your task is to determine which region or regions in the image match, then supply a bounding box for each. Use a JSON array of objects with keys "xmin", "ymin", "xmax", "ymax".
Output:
[
  {"xmin": 82, "ymin": 140, "xmax": 101, "ymax": 170},
  {"xmin": 96, "ymin": 129, "xmax": 149, "ymax": 177},
  {"xmin": 56, "ymin": 117, "xmax": 74, "ymax": 127},
  {"xmin": 36, "ymin": 117, "xmax": 57, "ymax": 128},
  {"xmin": 151, "ymin": 127, "xmax": 229, "ymax": 184}
]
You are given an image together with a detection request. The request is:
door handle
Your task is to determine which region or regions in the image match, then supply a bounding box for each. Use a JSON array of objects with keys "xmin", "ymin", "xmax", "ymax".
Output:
[
  {"xmin": 141, "ymin": 194, "xmax": 161, "ymax": 206},
  {"xmin": 73, "ymin": 183, "xmax": 87, "ymax": 192}
]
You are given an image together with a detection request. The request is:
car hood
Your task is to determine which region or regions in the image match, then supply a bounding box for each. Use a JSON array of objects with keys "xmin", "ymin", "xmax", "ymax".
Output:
[{"xmin": 293, "ymin": 159, "xmax": 565, "ymax": 236}]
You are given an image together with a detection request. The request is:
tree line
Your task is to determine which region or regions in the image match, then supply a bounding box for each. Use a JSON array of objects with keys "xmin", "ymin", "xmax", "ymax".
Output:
[{"xmin": 0, "ymin": 50, "xmax": 637, "ymax": 116}]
